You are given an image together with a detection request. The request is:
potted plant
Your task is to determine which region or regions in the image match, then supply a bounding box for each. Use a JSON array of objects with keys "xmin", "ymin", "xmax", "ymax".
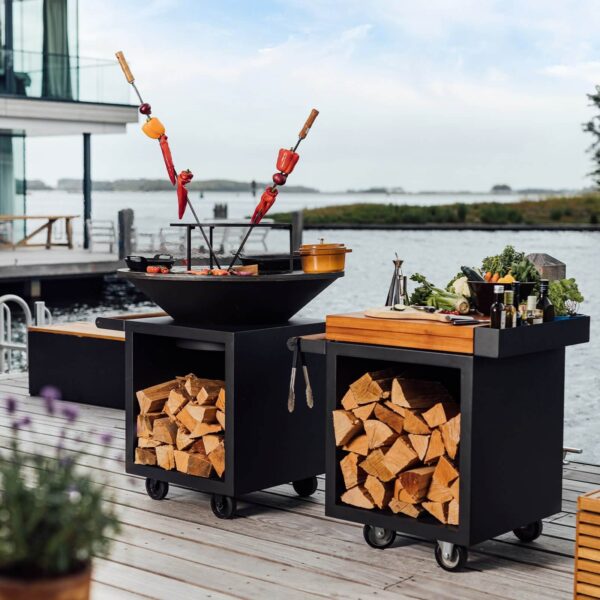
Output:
[{"xmin": 0, "ymin": 388, "xmax": 120, "ymax": 600}]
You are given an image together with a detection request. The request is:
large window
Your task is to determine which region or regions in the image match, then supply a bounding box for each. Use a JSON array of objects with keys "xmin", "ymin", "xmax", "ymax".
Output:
[{"xmin": 0, "ymin": 134, "xmax": 26, "ymax": 239}]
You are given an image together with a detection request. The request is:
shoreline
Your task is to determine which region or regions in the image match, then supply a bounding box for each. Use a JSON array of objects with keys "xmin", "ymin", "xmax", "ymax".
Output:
[{"xmin": 302, "ymin": 223, "xmax": 600, "ymax": 231}]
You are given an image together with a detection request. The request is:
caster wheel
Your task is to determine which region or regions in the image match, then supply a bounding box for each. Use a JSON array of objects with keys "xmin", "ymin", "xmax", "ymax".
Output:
[
  {"xmin": 513, "ymin": 520, "xmax": 543, "ymax": 542},
  {"xmin": 292, "ymin": 476, "xmax": 318, "ymax": 497},
  {"xmin": 145, "ymin": 478, "xmax": 169, "ymax": 500},
  {"xmin": 210, "ymin": 494, "xmax": 236, "ymax": 519},
  {"xmin": 363, "ymin": 525, "xmax": 396, "ymax": 549},
  {"xmin": 434, "ymin": 543, "xmax": 468, "ymax": 571}
]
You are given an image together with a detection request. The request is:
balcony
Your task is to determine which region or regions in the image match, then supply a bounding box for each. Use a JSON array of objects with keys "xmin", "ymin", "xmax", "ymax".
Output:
[{"xmin": 0, "ymin": 49, "xmax": 130, "ymax": 106}]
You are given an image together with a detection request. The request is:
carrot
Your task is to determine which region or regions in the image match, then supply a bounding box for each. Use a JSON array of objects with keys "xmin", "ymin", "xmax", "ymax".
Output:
[
  {"xmin": 491, "ymin": 272, "xmax": 500, "ymax": 283},
  {"xmin": 484, "ymin": 271, "xmax": 493, "ymax": 282}
]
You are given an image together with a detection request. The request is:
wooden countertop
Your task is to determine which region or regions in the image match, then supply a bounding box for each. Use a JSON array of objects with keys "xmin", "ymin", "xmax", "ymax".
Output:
[{"xmin": 29, "ymin": 321, "xmax": 125, "ymax": 342}]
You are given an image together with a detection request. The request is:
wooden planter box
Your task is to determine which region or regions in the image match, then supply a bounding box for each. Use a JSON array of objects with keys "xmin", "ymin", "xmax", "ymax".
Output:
[{"xmin": 575, "ymin": 490, "xmax": 600, "ymax": 598}]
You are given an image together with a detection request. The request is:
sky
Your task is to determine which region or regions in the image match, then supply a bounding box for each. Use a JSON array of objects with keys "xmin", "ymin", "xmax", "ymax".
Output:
[{"xmin": 26, "ymin": 0, "xmax": 600, "ymax": 192}]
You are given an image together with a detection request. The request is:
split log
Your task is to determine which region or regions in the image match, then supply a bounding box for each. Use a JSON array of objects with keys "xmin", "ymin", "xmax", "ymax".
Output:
[
  {"xmin": 184, "ymin": 375, "xmax": 202, "ymax": 397},
  {"xmin": 408, "ymin": 434, "xmax": 430, "ymax": 462},
  {"xmin": 208, "ymin": 443, "xmax": 225, "ymax": 477},
  {"xmin": 440, "ymin": 414, "xmax": 460, "ymax": 459},
  {"xmin": 450, "ymin": 477, "xmax": 460, "ymax": 500},
  {"xmin": 403, "ymin": 410, "xmax": 431, "ymax": 435},
  {"xmin": 152, "ymin": 418, "xmax": 178, "ymax": 445},
  {"xmin": 398, "ymin": 466, "xmax": 435, "ymax": 501},
  {"xmin": 360, "ymin": 449, "xmax": 396, "ymax": 482},
  {"xmin": 332, "ymin": 410, "xmax": 362, "ymax": 446},
  {"xmin": 423, "ymin": 429, "xmax": 445, "ymax": 464},
  {"xmin": 341, "ymin": 486, "xmax": 374, "ymax": 509},
  {"xmin": 373, "ymin": 404, "xmax": 404, "ymax": 433},
  {"xmin": 343, "ymin": 434, "xmax": 369, "ymax": 456},
  {"xmin": 364, "ymin": 475, "xmax": 392, "ymax": 509},
  {"xmin": 340, "ymin": 452, "xmax": 366, "ymax": 489},
  {"xmin": 398, "ymin": 488, "xmax": 421, "ymax": 504},
  {"xmin": 203, "ymin": 433, "xmax": 224, "ymax": 456},
  {"xmin": 136, "ymin": 379, "xmax": 179, "ymax": 414},
  {"xmin": 341, "ymin": 389, "xmax": 359, "ymax": 411},
  {"xmin": 136, "ymin": 412, "xmax": 161, "ymax": 438},
  {"xmin": 447, "ymin": 498, "xmax": 459, "ymax": 525},
  {"xmin": 216, "ymin": 410, "xmax": 226, "ymax": 430},
  {"xmin": 384, "ymin": 401, "xmax": 405, "ymax": 417},
  {"xmin": 197, "ymin": 381, "xmax": 223, "ymax": 405},
  {"xmin": 382, "ymin": 435, "xmax": 419, "ymax": 475},
  {"xmin": 433, "ymin": 456, "xmax": 459, "ymax": 487},
  {"xmin": 421, "ymin": 402, "xmax": 459, "ymax": 429},
  {"xmin": 393, "ymin": 478, "xmax": 403, "ymax": 500},
  {"xmin": 135, "ymin": 447, "xmax": 157, "ymax": 465},
  {"xmin": 349, "ymin": 369, "xmax": 395, "ymax": 405},
  {"xmin": 391, "ymin": 378, "xmax": 452, "ymax": 409},
  {"xmin": 216, "ymin": 388, "xmax": 226, "ymax": 412},
  {"xmin": 177, "ymin": 405, "xmax": 218, "ymax": 432},
  {"xmin": 427, "ymin": 480, "xmax": 454, "ymax": 503},
  {"xmin": 422, "ymin": 500, "xmax": 448, "ymax": 524},
  {"xmin": 174, "ymin": 450, "xmax": 213, "ymax": 477},
  {"xmin": 189, "ymin": 438, "xmax": 207, "ymax": 455},
  {"xmin": 364, "ymin": 420, "xmax": 397, "ymax": 449},
  {"xmin": 176, "ymin": 427, "xmax": 195, "ymax": 451},
  {"xmin": 155, "ymin": 444, "xmax": 175, "ymax": 470},
  {"xmin": 190, "ymin": 422, "xmax": 223, "ymax": 438},
  {"xmin": 389, "ymin": 498, "xmax": 423, "ymax": 518},
  {"xmin": 352, "ymin": 402, "xmax": 377, "ymax": 421},
  {"xmin": 166, "ymin": 389, "xmax": 189, "ymax": 417},
  {"xmin": 138, "ymin": 437, "xmax": 162, "ymax": 448}
]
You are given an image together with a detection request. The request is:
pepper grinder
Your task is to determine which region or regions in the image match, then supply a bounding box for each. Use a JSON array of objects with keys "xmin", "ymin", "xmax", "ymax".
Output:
[{"xmin": 386, "ymin": 255, "xmax": 410, "ymax": 307}]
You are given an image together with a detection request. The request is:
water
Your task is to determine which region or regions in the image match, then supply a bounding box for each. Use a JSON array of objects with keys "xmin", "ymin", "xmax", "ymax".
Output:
[{"xmin": 22, "ymin": 190, "xmax": 600, "ymax": 462}]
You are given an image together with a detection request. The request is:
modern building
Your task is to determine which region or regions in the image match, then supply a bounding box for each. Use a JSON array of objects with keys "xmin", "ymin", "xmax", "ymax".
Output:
[{"xmin": 0, "ymin": 0, "xmax": 137, "ymax": 246}]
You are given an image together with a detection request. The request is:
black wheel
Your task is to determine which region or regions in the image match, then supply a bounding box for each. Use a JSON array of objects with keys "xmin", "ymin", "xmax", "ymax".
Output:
[
  {"xmin": 145, "ymin": 478, "xmax": 169, "ymax": 500},
  {"xmin": 434, "ymin": 543, "xmax": 468, "ymax": 571},
  {"xmin": 292, "ymin": 476, "xmax": 318, "ymax": 497},
  {"xmin": 363, "ymin": 525, "xmax": 396, "ymax": 549},
  {"xmin": 210, "ymin": 494, "xmax": 237, "ymax": 519},
  {"xmin": 513, "ymin": 520, "xmax": 543, "ymax": 542}
]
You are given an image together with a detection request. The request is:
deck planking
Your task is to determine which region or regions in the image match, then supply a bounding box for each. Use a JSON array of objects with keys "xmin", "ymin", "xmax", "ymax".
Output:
[{"xmin": 0, "ymin": 372, "xmax": 588, "ymax": 600}]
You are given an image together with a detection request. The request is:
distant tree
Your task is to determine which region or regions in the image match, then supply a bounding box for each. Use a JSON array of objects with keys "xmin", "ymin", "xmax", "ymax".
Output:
[
  {"xmin": 583, "ymin": 86, "xmax": 600, "ymax": 187},
  {"xmin": 490, "ymin": 184, "xmax": 512, "ymax": 193}
]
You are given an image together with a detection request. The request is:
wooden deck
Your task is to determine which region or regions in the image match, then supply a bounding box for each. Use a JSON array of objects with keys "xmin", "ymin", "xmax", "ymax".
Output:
[{"xmin": 0, "ymin": 372, "xmax": 590, "ymax": 600}]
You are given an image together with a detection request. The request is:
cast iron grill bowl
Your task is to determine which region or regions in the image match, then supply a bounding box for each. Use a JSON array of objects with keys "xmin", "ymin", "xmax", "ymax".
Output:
[
  {"xmin": 125, "ymin": 254, "xmax": 175, "ymax": 272},
  {"xmin": 468, "ymin": 281, "xmax": 535, "ymax": 315},
  {"xmin": 118, "ymin": 268, "xmax": 343, "ymax": 325}
]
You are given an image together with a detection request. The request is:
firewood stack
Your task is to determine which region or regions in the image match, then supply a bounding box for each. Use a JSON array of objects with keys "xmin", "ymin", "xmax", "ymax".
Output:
[
  {"xmin": 334, "ymin": 369, "xmax": 460, "ymax": 525},
  {"xmin": 134, "ymin": 373, "xmax": 226, "ymax": 479}
]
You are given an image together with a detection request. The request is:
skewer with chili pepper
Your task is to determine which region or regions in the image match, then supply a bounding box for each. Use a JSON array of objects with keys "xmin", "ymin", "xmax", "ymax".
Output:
[
  {"xmin": 228, "ymin": 108, "xmax": 319, "ymax": 271},
  {"xmin": 115, "ymin": 51, "xmax": 221, "ymax": 269}
]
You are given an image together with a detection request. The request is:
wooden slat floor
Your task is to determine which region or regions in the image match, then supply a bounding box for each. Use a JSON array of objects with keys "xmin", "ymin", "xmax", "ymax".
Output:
[{"xmin": 0, "ymin": 372, "xmax": 591, "ymax": 600}]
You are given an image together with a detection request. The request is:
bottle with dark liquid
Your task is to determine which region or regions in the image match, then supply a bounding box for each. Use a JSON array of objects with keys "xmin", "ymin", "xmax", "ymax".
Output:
[
  {"xmin": 512, "ymin": 281, "xmax": 522, "ymax": 326},
  {"xmin": 504, "ymin": 290, "xmax": 516, "ymax": 328},
  {"xmin": 490, "ymin": 284, "xmax": 505, "ymax": 329},
  {"xmin": 537, "ymin": 279, "xmax": 555, "ymax": 322}
]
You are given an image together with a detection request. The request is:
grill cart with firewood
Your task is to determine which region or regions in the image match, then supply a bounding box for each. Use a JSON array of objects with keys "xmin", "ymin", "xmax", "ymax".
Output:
[
  {"xmin": 298, "ymin": 313, "xmax": 590, "ymax": 570},
  {"xmin": 120, "ymin": 315, "xmax": 326, "ymax": 519}
]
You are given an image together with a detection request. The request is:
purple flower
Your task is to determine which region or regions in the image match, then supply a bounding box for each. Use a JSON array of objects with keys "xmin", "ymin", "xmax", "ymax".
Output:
[
  {"xmin": 99, "ymin": 432, "xmax": 113, "ymax": 445},
  {"xmin": 40, "ymin": 385, "xmax": 61, "ymax": 415},
  {"xmin": 12, "ymin": 416, "xmax": 31, "ymax": 430},
  {"xmin": 61, "ymin": 405, "xmax": 78, "ymax": 423},
  {"xmin": 5, "ymin": 397, "xmax": 16, "ymax": 414}
]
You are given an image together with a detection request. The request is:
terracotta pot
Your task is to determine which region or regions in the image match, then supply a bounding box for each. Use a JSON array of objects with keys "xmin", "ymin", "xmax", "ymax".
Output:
[
  {"xmin": 0, "ymin": 565, "xmax": 91, "ymax": 600},
  {"xmin": 299, "ymin": 240, "xmax": 352, "ymax": 274}
]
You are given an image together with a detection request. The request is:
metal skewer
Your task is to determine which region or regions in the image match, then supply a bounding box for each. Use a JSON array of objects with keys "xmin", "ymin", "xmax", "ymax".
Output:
[
  {"xmin": 115, "ymin": 51, "xmax": 222, "ymax": 270},
  {"xmin": 227, "ymin": 109, "xmax": 319, "ymax": 271}
]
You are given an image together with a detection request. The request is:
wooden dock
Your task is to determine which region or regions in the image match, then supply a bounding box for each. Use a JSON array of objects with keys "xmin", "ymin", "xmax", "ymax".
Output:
[{"xmin": 0, "ymin": 371, "xmax": 589, "ymax": 600}]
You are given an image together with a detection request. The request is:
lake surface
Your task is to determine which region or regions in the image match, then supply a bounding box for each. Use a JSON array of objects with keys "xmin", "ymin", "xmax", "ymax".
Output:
[{"xmin": 24, "ymin": 190, "xmax": 600, "ymax": 462}]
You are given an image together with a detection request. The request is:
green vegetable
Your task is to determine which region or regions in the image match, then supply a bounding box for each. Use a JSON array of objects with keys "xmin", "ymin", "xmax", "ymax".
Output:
[
  {"xmin": 481, "ymin": 245, "xmax": 540, "ymax": 285},
  {"xmin": 410, "ymin": 273, "xmax": 470, "ymax": 314},
  {"xmin": 548, "ymin": 278, "xmax": 584, "ymax": 316}
]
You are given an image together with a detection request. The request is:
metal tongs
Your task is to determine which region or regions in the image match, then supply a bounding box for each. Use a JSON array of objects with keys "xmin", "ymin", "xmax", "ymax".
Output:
[{"xmin": 288, "ymin": 337, "xmax": 314, "ymax": 413}]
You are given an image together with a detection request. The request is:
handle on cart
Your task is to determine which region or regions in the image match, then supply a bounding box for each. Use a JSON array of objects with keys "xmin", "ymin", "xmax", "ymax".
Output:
[
  {"xmin": 115, "ymin": 51, "xmax": 135, "ymax": 83},
  {"xmin": 298, "ymin": 109, "xmax": 319, "ymax": 140}
]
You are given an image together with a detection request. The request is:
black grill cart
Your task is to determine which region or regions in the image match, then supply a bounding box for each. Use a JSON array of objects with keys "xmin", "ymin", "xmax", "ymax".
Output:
[
  {"xmin": 123, "ymin": 316, "xmax": 326, "ymax": 519},
  {"xmin": 300, "ymin": 315, "xmax": 590, "ymax": 570}
]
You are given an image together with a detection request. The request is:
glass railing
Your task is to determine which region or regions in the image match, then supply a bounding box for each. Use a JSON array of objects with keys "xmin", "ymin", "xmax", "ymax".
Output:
[{"xmin": 0, "ymin": 48, "xmax": 131, "ymax": 105}]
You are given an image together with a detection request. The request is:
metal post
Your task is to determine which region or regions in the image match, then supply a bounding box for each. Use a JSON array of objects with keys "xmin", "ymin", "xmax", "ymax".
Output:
[
  {"xmin": 118, "ymin": 209, "xmax": 134, "ymax": 259},
  {"xmin": 186, "ymin": 226, "xmax": 192, "ymax": 270},
  {"xmin": 4, "ymin": 0, "xmax": 15, "ymax": 95},
  {"xmin": 291, "ymin": 211, "xmax": 304, "ymax": 251},
  {"xmin": 83, "ymin": 133, "xmax": 92, "ymax": 248}
]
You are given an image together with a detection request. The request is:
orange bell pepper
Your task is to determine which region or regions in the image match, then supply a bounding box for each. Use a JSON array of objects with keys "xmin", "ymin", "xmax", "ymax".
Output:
[{"xmin": 142, "ymin": 117, "xmax": 165, "ymax": 139}]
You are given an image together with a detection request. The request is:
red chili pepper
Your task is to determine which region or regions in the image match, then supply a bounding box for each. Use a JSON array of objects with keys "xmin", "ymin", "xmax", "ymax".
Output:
[
  {"xmin": 251, "ymin": 187, "xmax": 278, "ymax": 224},
  {"xmin": 276, "ymin": 148, "xmax": 300, "ymax": 175},
  {"xmin": 176, "ymin": 169, "xmax": 193, "ymax": 219},
  {"xmin": 159, "ymin": 135, "xmax": 177, "ymax": 185}
]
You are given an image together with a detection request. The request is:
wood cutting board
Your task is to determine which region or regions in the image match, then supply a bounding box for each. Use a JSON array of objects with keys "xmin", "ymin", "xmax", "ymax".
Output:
[{"xmin": 364, "ymin": 307, "xmax": 458, "ymax": 322}]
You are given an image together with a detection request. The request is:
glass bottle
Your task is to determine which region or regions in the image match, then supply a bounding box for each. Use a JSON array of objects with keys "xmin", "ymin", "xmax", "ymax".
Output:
[
  {"xmin": 536, "ymin": 279, "xmax": 555, "ymax": 322},
  {"xmin": 490, "ymin": 285, "xmax": 505, "ymax": 329},
  {"xmin": 504, "ymin": 290, "xmax": 516, "ymax": 328},
  {"xmin": 525, "ymin": 295, "xmax": 537, "ymax": 325},
  {"xmin": 512, "ymin": 281, "xmax": 522, "ymax": 326}
]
